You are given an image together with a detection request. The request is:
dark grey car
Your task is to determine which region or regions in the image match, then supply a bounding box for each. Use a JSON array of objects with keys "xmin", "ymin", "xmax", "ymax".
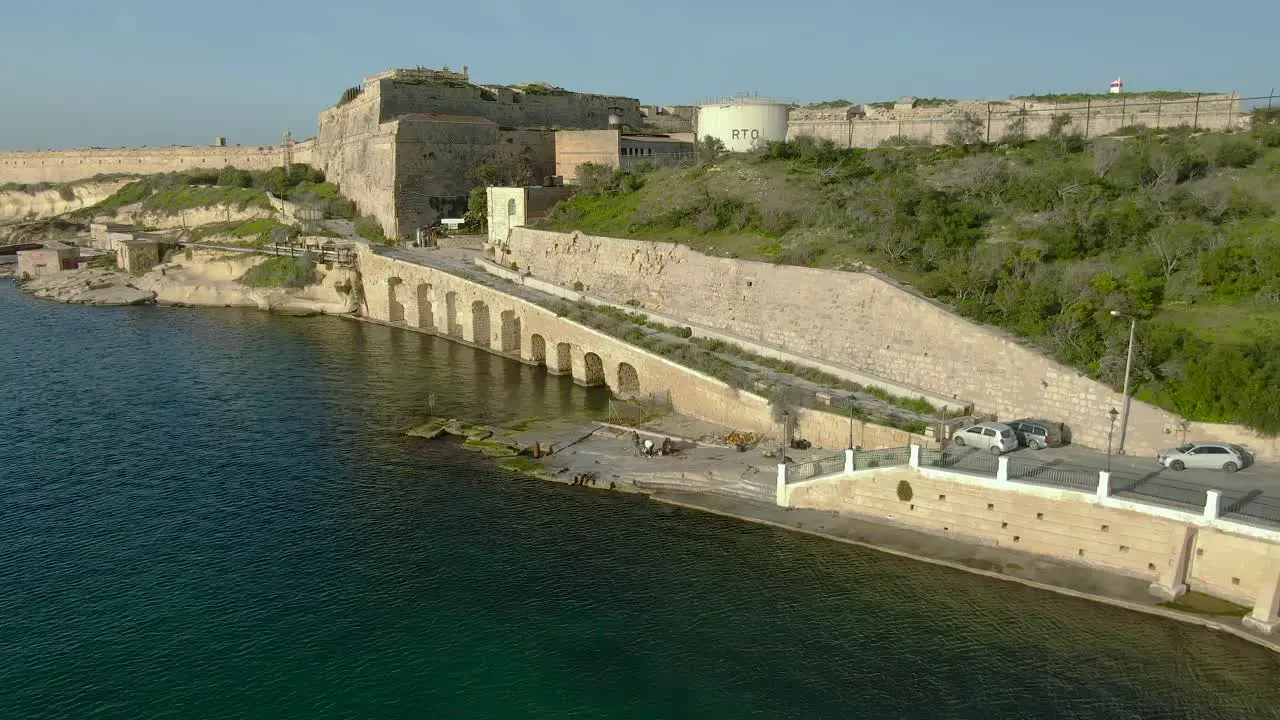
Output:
[{"xmin": 1006, "ymin": 419, "xmax": 1066, "ymax": 450}]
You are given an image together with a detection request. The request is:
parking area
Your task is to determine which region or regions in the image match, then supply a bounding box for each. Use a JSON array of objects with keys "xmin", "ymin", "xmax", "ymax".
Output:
[{"xmin": 946, "ymin": 440, "xmax": 1280, "ymax": 527}]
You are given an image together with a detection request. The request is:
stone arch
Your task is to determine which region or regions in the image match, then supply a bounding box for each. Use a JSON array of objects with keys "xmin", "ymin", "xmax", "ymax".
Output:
[
  {"xmin": 553, "ymin": 342, "xmax": 572, "ymax": 374},
  {"xmin": 387, "ymin": 277, "xmax": 405, "ymax": 323},
  {"xmin": 583, "ymin": 352, "xmax": 605, "ymax": 386},
  {"xmin": 529, "ymin": 334, "xmax": 547, "ymax": 365},
  {"xmin": 471, "ymin": 300, "xmax": 491, "ymax": 348},
  {"xmin": 617, "ymin": 362, "xmax": 640, "ymax": 396},
  {"xmin": 499, "ymin": 310, "xmax": 521, "ymax": 353},
  {"xmin": 445, "ymin": 291, "xmax": 459, "ymax": 336},
  {"xmin": 415, "ymin": 282, "xmax": 434, "ymax": 330}
]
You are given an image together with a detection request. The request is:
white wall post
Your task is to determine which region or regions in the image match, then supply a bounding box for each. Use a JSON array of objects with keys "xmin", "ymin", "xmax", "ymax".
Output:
[
  {"xmin": 1203, "ymin": 489, "xmax": 1222, "ymax": 521},
  {"xmin": 909, "ymin": 444, "xmax": 921, "ymax": 468},
  {"xmin": 775, "ymin": 464, "xmax": 788, "ymax": 507},
  {"xmin": 845, "ymin": 448, "xmax": 855, "ymax": 474},
  {"xmin": 1097, "ymin": 471, "xmax": 1111, "ymax": 499},
  {"xmin": 997, "ymin": 456, "xmax": 1009, "ymax": 482}
]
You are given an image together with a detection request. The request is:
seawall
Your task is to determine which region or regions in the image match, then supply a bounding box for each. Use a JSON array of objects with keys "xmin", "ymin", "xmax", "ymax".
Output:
[
  {"xmin": 782, "ymin": 461, "xmax": 1280, "ymax": 636},
  {"xmin": 356, "ymin": 247, "xmax": 927, "ymax": 451},
  {"xmin": 499, "ymin": 227, "xmax": 1277, "ymax": 461}
]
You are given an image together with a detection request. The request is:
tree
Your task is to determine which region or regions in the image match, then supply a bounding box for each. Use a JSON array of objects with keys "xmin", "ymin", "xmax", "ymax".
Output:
[
  {"xmin": 945, "ymin": 111, "xmax": 985, "ymax": 148},
  {"xmin": 463, "ymin": 186, "xmax": 487, "ymax": 232},
  {"xmin": 470, "ymin": 150, "xmax": 533, "ymax": 187},
  {"xmin": 697, "ymin": 136, "xmax": 726, "ymax": 163}
]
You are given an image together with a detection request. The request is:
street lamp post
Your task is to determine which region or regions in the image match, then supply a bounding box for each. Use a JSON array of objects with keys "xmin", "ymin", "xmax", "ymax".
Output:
[
  {"xmin": 1106, "ymin": 407, "xmax": 1119, "ymax": 473},
  {"xmin": 779, "ymin": 411, "xmax": 790, "ymax": 463},
  {"xmin": 1110, "ymin": 310, "xmax": 1137, "ymax": 455}
]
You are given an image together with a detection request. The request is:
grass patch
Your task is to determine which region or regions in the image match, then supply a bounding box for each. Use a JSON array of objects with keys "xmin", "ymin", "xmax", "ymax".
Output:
[
  {"xmin": 187, "ymin": 218, "xmax": 289, "ymax": 248},
  {"xmin": 462, "ymin": 439, "xmax": 520, "ymax": 457},
  {"xmin": 501, "ymin": 417, "xmax": 547, "ymax": 433},
  {"xmin": 237, "ymin": 253, "xmax": 318, "ymax": 289},
  {"xmin": 1157, "ymin": 592, "xmax": 1250, "ymax": 618},
  {"xmin": 500, "ymin": 457, "xmax": 545, "ymax": 473}
]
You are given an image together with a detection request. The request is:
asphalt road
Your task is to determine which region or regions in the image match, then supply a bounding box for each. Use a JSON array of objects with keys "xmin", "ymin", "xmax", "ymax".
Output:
[{"xmin": 947, "ymin": 441, "xmax": 1280, "ymax": 526}]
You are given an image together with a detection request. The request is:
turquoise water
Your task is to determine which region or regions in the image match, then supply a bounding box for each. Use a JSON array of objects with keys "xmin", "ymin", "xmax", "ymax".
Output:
[{"xmin": 2, "ymin": 281, "xmax": 1280, "ymax": 720}]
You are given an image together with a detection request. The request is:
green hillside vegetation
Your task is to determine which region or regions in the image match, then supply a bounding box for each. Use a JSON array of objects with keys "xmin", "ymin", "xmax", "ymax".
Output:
[
  {"xmin": 541, "ymin": 110, "xmax": 1280, "ymax": 434},
  {"xmin": 185, "ymin": 218, "xmax": 292, "ymax": 248},
  {"xmin": 238, "ymin": 253, "xmax": 319, "ymax": 289},
  {"xmin": 77, "ymin": 164, "xmax": 357, "ymax": 220}
]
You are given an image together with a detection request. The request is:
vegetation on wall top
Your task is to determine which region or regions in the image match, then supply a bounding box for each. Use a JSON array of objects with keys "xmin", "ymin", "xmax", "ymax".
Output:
[
  {"xmin": 77, "ymin": 164, "xmax": 357, "ymax": 220},
  {"xmin": 539, "ymin": 114, "xmax": 1280, "ymax": 434}
]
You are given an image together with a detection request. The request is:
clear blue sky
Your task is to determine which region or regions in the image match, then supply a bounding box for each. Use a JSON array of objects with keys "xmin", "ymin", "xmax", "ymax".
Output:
[{"xmin": 2, "ymin": 0, "xmax": 1276, "ymax": 150}]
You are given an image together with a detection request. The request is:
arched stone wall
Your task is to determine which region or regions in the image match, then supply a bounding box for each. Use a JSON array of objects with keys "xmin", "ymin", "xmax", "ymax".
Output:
[
  {"xmin": 617, "ymin": 362, "xmax": 640, "ymax": 396},
  {"xmin": 415, "ymin": 282, "xmax": 434, "ymax": 329},
  {"xmin": 529, "ymin": 334, "xmax": 547, "ymax": 365},
  {"xmin": 553, "ymin": 342, "xmax": 572, "ymax": 374},
  {"xmin": 471, "ymin": 300, "xmax": 491, "ymax": 348},
  {"xmin": 500, "ymin": 310, "xmax": 521, "ymax": 354},
  {"xmin": 582, "ymin": 352, "xmax": 605, "ymax": 386},
  {"xmin": 445, "ymin": 291, "xmax": 459, "ymax": 336},
  {"xmin": 387, "ymin": 277, "xmax": 405, "ymax": 323}
]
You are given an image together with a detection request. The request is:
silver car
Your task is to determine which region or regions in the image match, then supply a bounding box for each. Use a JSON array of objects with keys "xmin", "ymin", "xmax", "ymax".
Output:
[
  {"xmin": 951, "ymin": 422, "xmax": 1019, "ymax": 456},
  {"xmin": 1157, "ymin": 442, "xmax": 1249, "ymax": 473}
]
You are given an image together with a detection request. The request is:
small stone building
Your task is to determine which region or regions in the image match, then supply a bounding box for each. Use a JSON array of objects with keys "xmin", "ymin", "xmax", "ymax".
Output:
[
  {"xmin": 117, "ymin": 236, "xmax": 168, "ymax": 274},
  {"xmin": 486, "ymin": 186, "xmax": 575, "ymax": 245},
  {"xmin": 16, "ymin": 245, "xmax": 79, "ymax": 280}
]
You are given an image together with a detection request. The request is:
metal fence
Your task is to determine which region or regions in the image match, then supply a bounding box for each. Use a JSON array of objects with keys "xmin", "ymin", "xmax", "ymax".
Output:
[
  {"xmin": 786, "ymin": 453, "xmax": 845, "ymax": 483},
  {"xmin": 1110, "ymin": 476, "xmax": 1209, "ymax": 513},
  {"xmin": 1005, "ymin": 458, "xmax": 1098, "ymax": 494},
  {"xmin": 854, "ymin": 446, "xmax": 911, "ymax": 470},
  {"xmin": 1222, "ymin": 495, "xmax": 1280, "ymax": 528},
  {"xmin": 920, "ymin": 448, "xmax": 1001, "ymax": 477}
]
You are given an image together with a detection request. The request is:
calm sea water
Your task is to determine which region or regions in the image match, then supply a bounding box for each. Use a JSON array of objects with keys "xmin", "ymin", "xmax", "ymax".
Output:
[{"xmin": 2, "ymin": 281, "xmax": 1279, "ymax": 720}]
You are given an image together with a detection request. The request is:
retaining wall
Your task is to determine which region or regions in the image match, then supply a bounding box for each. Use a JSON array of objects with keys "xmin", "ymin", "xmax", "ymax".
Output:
[
  {"xmin": 786, "ymin": 464, "xmax": 1280, "ymax": 613},
  {"xmin": 500, "ymin": 228, "xmax": 1278, "ymax": 461}
]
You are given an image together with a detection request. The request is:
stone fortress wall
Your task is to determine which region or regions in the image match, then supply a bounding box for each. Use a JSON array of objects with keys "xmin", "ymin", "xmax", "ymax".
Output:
[
  {"xmin": 0, "ymin": 142, "xmax": 314, "ymax": 185},
  {"xmin": 0, "ymin": 66, "xmax": 637, "ymax": 241},
  {"xmin": 788, "ymin": 93, "xmax": 1244, "ymax": 148},
  {"xmin": 313, "ymin": 68, "xmax": 642, "ymax": 240},
  {"xmin": 500, "ymin": 228, "xmax": 1280, "ymax": 462}
]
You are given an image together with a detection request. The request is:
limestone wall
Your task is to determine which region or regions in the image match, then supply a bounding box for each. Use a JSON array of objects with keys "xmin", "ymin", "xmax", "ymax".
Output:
[
  {"xmin": 108, "ymin": 201, "xmax": 276, "ymax": 230},
  {"xmin": 789, "ymin": 94, "xmax": 1243, "ymax": 149},
  {"xmin": 502, "ymin": 228, "xmax": 1276, "ymax": 460},
  {"xmin": 0, "ymin": 143, "xmax": 303, "ymax": 185},
  {"xmin": 373, "ymin": 78, "xmax": 642, "ymax": 129},
  {"xmin": 786, "ymin": 465, "xmax": 1280, "ymax": 609},
  {"xmin": 356, "ymin": 248, "xmax": 922, "ymax": 450},
  {"xmin": 314, "ymin": 86, "xmax": 399, "ymax": 237},
  {"xmin": 789, "ymin": 466, "xmax": 1179, "ymax": 581},
  {"xmin": 0, "ymin": 179, "xmax": 131, "ymax": 225}
]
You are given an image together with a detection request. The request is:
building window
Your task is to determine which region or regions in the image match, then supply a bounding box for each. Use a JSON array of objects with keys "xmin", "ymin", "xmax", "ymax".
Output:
[{"xmin": 507, "ymin": 199, "xmax": 516, "ymax": 217}]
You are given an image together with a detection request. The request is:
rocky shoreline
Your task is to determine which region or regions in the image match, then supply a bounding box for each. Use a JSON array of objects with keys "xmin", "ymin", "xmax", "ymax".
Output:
[{"xmin": 15, "ymin": 250, "xmax": 360, "ymax": 316}]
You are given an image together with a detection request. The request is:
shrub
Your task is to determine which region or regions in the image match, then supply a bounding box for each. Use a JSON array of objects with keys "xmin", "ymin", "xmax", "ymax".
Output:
[
  {"xmin": 354, "ymin": 216, "xmax": 390, "ymax": 244},
  {"xmin": 217, "ymin": 166, "xmax": 253, "ymax": 188},
  {"xmin": 238, "ymin": 253, "xmax": 318, "ymax": 288},
  {"xmin": 896, "ymin": 480, "xmax": 913, "ymax": 502},
  {"xmin": 673, "ymin": 326, "xmax": 693, "ymax": 338},
  {"xmin": 1210, "ymin": 135, "xmax": 1261, "ymax": 168}
]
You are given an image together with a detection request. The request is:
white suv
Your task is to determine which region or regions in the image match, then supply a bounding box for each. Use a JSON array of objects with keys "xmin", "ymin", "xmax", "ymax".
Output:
[
  {"xmin": 952, "ymin": 422, "xmax": 1019, "ymax": 456},
  {"xmin": 1157, "ymin": 443, "xmax": 1249, "ymax": 473}
]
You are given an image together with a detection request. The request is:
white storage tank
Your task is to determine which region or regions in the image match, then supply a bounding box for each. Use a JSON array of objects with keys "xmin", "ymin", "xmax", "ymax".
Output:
[{"xmin": 696, "ymin": 97, "xmax": 790, "ymax": 152}]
